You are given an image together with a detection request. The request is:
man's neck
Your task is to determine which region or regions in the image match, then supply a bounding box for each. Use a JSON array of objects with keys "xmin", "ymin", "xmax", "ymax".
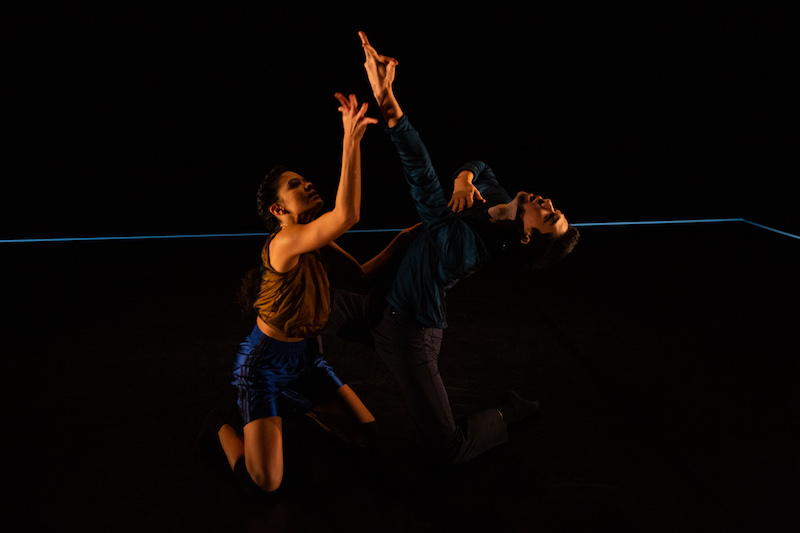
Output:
[{"xmin": 487, "ymin": 198, "xmax": 519, "ymax": 222}]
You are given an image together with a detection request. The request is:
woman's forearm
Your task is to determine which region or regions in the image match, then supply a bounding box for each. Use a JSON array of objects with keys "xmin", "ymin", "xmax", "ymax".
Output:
[
  {"xmin": 332, "ymin": 139, "xmax": 362, "ymax": 228},
  {"xmin": 361, "ymin": 223, "xmax": 421, "ymax": 278},
  {"xmin": 360, "ymin": 230, "xmax": 403, "ymax": 277},
  {"xmin": 324, "ymin": 223, "xmax": 420, "ymax": 293},
  {"xmin": 327, "ymin": 92, "xmax": 376, "ymax": 232}
]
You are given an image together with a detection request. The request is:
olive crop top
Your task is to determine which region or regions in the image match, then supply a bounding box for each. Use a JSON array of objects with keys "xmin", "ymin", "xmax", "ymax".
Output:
[{"xmin": 253, "ymin": 231, "xmax": 331, "ymax": 338}]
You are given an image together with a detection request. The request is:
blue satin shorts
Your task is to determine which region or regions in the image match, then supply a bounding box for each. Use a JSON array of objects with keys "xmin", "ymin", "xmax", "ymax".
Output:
[{"xmin": 232, "ymin": 324, "xmax": 344, "ymax": 424}]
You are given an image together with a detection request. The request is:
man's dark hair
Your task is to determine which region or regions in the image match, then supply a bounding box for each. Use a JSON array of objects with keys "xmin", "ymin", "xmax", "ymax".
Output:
[
  {"xmin": 490, "ymin": 214, "xmax": 580, "ymax": 271},
  {"xmin": 510, "ymin": 225, "xmax": 580, "ymax": 271}
]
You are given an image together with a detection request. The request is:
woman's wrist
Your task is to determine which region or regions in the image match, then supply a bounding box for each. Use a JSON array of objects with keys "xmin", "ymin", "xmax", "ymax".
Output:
[{"xmin": 342, "ymin": 135, "xmax": 362, "ymax": 150}]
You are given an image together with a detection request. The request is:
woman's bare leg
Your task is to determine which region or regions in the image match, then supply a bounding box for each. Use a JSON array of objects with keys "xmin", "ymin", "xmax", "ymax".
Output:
[
  {"xmin": 218, "ymin": 424, "xmax": 244, "ymax": 469},
  {"xmin": 218, "ymin": 416, "xmax": 284, "ymax": 493},
  {"xmin": 306, "ymin": 384, "xmax": 376, "ymax": 445}
]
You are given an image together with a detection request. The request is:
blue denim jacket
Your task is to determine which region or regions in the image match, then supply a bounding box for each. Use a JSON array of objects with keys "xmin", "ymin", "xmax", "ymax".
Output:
[{"xmin": 384, "ymin": 116, "xmax": 512, "ymax": 328}]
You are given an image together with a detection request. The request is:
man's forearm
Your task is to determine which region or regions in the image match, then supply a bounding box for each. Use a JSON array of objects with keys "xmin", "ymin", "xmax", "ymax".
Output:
[{"xmin": 377, "ymin": 90, "xmax": 403, "ymax": 129}]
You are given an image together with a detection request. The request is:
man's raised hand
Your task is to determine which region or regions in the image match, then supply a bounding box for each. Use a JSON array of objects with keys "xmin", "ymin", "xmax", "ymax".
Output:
[{"xmin": 359, "ymin": 31, "xmax": 398, "ymax": 103}]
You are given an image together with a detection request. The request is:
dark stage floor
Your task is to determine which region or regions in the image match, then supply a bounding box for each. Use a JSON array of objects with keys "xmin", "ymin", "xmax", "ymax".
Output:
[{"xmin": 3, "ymin": 222, "xmax": 799, "ymax": 532}]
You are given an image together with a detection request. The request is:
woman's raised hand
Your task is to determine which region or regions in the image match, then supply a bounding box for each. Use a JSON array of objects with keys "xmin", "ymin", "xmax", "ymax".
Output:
[
  {"xmin": 359, "ymin": 31, "xmax": 398, "ymax": 103},
  {"xmin": 335, "ymin": 92, "xmax": 378, "ymax": 142}
]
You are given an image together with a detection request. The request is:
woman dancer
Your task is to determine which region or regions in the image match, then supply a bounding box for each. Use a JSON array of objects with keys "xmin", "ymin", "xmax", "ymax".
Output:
[{"xmin": 215, "ymin": 92, "xmax": 399, "ymax": 495}]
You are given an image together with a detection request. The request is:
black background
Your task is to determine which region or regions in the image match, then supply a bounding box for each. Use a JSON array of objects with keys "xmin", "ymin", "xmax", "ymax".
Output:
[
  {"xmin": 2, "ymin": 6, "xmax": 799, "ymax": 530},
  {"xmin": 3, "ymin": 4, "xmax": 797, "ymax": 240}
]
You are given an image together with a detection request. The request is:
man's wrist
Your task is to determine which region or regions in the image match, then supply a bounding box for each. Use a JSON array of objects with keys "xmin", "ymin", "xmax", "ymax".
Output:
[
  {"xmin": 455, "ymin": 170, "xmax": 475, "ymax": 183},
  {"xmin": 375, "ymin": 88, "xmax": 395, "ymax": 107}
]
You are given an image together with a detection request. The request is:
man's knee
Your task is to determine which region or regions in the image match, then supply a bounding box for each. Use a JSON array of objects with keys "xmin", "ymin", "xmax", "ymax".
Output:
[{"xmin": 434, "ymin": 410, "xmax": 509, "ymax": 466}]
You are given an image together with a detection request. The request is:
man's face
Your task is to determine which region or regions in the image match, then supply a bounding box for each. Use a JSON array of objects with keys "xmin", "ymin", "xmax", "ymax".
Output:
[{"xmin": 516, "ymin": 192, "xmax": 569, "ymax": 242}]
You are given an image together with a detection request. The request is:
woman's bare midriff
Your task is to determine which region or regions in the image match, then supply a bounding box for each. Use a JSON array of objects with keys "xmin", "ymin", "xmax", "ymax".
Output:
[{"xmin": 256, "ymin": 316, "xmax": 305, "ymax": 343}]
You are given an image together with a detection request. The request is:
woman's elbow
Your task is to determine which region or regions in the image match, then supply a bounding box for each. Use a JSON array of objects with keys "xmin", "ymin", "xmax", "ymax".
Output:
[
  {"xmin": 330, "ymin": 208, "xmax": 359, "ymax": 233},
  {"xmin": 342, "ymin": 211, "xmax": 360, "ymax": 228}
]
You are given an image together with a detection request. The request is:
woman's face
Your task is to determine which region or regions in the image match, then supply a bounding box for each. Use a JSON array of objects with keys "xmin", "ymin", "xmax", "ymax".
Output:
[
  {"xmin": 515, "ymin": 192, "xmax": 569, "ymax": 241},
  {"xmin": 273, "ymin": 171, "xmax": 323, "ymax": 220}
]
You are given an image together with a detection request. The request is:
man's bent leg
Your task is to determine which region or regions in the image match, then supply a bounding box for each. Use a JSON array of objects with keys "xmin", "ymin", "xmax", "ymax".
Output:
[{"xmin": 371, "ymin": 306, "xmax": 507, "ymax": 464}]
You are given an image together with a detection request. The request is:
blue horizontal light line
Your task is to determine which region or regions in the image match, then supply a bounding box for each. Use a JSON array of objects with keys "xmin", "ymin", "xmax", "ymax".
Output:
[
  {"xmin": 0, "ymin": 232, "xmax": 270, "ymax": 243},
  {"xmin": 2, "ymin": 218, "xmax": 798, "ymax": 243},
  {"xmin": 571, "ymin": 218, "xmax": 744, "ymax": 227}
]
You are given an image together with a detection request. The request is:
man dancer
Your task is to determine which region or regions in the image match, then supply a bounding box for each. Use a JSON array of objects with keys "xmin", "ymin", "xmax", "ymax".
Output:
[{"xmin": 326, "ymin": 32, "xmax": 579, "ymax": 465}]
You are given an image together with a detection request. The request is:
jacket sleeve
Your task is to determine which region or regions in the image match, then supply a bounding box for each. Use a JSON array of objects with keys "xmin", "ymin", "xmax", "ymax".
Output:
[
  {"xmin": 453, "ymin": 161, "xmax": 500, "ymax": 194},
  {"xmin": 386, "ymin": 116, "xmax": 482, "ymax": 277},
  {"xmin": 385, "ymin": 115, "xmax": 453, "ymax": 232},
  {"xmin": 453, "ymin": 160, "xmax": 509, "ymax": 200}
]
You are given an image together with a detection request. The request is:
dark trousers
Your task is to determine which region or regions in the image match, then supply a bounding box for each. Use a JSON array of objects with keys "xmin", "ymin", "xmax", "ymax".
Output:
[{"xmin": 324, "ymin": 289, "xmax": 508, "ymax": 465}]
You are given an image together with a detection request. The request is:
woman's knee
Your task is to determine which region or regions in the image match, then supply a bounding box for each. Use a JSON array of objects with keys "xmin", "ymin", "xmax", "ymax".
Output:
[
  {"xmin": 250, "ymin": 467, "xmax": 283, "ymax": 493},
  {"xmin": 235, "ymin": 456, "xmax": 282, "ymax": 495},
  {"xmin": 241, "ymin": 416, "xmax": 284, "ymax": 493},
  {"xmin": 247, "ymin": 451, "xmax": 284, "ymax": 493}
]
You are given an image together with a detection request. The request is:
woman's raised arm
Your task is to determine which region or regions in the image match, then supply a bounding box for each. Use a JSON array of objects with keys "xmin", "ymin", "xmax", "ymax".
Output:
[{"xmin": 270, "ymin": 93, "xmax": 377, "ymax": 272}]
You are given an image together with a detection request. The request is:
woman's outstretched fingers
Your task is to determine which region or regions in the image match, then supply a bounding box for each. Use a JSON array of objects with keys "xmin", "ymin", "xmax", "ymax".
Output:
[
  {"xmin": 334, "ymin": 92, "xmax": 350, "ymax": 111},
  {"xmin": 335, "ymin": 93, "xmax": 378, "ymax": 140}
]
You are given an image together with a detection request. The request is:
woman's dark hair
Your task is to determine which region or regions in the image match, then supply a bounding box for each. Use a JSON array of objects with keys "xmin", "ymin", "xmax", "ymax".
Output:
[
  {"xmin": 256, "ymin": 165, "xmax": 292, "ymax": 233},
  {"xmin": 235, "ymin": 263, "xmax": 265, "ymax": 316},
  {"xmin": 236, "ymin": 165, "xmax": 292, "ymax": 315}
]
